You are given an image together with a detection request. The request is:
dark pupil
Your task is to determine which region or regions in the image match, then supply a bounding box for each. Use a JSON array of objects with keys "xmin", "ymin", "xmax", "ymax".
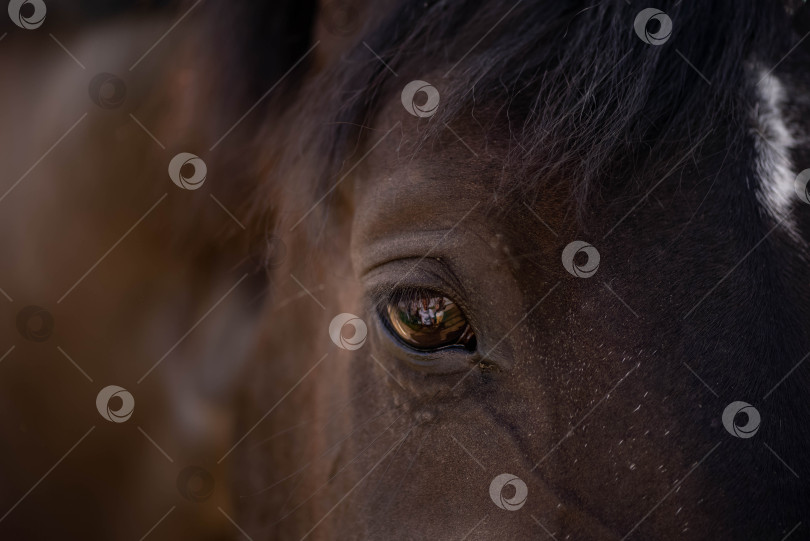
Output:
[{"xmin": 387, "ymin": 294, "xmax": 471, "ymax": 350}]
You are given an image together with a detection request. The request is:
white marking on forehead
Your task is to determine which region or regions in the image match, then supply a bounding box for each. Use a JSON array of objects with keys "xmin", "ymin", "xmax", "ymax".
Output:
[{"xmin": 752, "ymin": 69, "xmax": 799, "ymax": 238}]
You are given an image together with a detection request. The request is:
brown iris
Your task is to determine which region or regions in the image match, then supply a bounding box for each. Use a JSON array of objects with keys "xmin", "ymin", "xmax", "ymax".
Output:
[{"xmin": 384, "ymin": 291, "xmax": 475, "ymax": 351}]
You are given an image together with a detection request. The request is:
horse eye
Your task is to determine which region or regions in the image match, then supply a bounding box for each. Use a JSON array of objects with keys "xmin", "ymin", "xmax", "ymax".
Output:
[{"xmin": 383, "ymin": 291, "xmax": 476, "ymax": 351}]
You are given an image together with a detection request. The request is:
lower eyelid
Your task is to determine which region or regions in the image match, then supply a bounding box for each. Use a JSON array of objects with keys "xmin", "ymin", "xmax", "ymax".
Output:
[{"xmin": 373, "ymin": 308, "xmax": 480, "ymax": 376}]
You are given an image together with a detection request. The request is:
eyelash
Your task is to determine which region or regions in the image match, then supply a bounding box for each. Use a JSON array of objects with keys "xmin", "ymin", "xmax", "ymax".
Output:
[{"xmin": 385, "ymin": 286, "xmax": 441, "ymax": 307}]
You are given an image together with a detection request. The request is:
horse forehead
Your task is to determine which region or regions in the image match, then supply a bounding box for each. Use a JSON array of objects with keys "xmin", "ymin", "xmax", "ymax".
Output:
[
  {"xmin": 356, "ymin": 99, "xmax": 564, "ymax": 209},
  {"xmin": 352, "ymin": 141, "xmax": 563, "ymax": 274}
]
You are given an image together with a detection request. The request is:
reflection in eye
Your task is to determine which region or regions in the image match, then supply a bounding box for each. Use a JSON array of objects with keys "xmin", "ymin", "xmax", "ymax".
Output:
[{"xmin": 384, "ymin": 290, "xmax": 475, "ymax": 351}]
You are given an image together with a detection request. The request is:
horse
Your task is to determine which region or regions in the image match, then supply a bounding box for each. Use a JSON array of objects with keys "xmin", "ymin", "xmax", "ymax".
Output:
[
  {"xmin": 225, "ymin": 0, "xmax": 810, "ymax": 539},
  {"xmin": 1, "ymin": 0, "xmax": 809, "ymax": 539}
]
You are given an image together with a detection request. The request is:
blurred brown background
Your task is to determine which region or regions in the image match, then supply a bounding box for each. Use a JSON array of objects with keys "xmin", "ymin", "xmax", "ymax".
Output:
[{"xmin": 0, "ymin": 1, "xmax": 279, "ymax": 538}]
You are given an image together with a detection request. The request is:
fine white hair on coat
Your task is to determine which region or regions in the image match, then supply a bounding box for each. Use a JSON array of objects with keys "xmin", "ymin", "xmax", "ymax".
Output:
[{"xmin": 752, "ymin": 68, "xmax": 800, "ymax": 239}]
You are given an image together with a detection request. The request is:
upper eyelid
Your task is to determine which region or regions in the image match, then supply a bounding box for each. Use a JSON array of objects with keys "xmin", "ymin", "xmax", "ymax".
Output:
[
  {"xmin": 387, "ymin": 287, "xmax": 451, "ymax": 306},
  {"xmin": 368, "ymin": 280, "xmax": 467, "ymax": 320},
  {"xmin": 362, "ymin": 258, "xmax": 468, "ymax": 307},
  {"xmin": 357, "ymin": 231, "xmax": 474, "ymax": 278}
]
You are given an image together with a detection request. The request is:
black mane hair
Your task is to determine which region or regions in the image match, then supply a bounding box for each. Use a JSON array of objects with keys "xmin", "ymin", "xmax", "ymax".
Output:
[{"xmin": 264, "ymin": 0, "xmax": 795, "ymax": 231}]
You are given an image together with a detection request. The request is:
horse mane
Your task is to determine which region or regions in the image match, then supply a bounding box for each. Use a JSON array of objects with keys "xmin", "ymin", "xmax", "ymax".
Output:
[{"xmin": 241, "ymin": 0, "xmax": 795, "ymax": 234}]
